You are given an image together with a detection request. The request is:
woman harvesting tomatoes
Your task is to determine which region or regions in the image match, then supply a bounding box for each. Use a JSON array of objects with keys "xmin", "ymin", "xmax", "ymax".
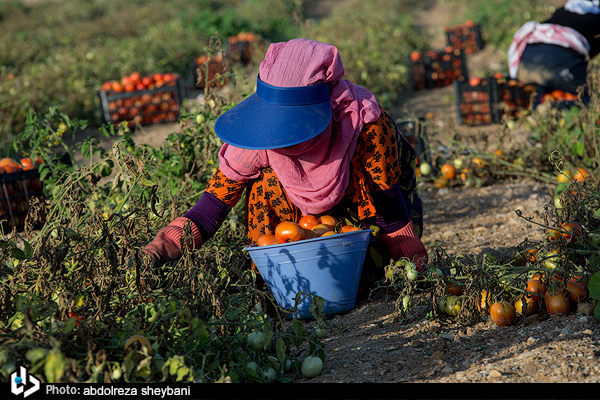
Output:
[{"xmin": 140, "ymin": 39, "xmax": 428, "ymax": 294}]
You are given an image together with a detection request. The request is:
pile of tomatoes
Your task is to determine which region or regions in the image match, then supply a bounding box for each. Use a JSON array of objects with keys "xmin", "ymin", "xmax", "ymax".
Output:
[
  {"xmin": 444, "ymin": 20, "xmax": 483, "ymax": 55},
  {"xmin": 256, "ymin": 215, "xmax": 362, "ymax": 246},
  {"xmin": 409, "ymin": 47, "xmax": 467, "ymax": 90},
  {"xmin": 0, "ymin": 157, "xmax": 45, "ymax": 231},
  {"xmin": 99, "ymin": 72, "xmax": 181, "ymax": 126}
]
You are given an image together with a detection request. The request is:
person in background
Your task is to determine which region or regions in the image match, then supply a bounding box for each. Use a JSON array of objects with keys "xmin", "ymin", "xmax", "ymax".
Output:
[
  {"xmin": 508, "ymin": 0, "xmax": 600, "ymax": 103},
  {"xmin": 140, "ymin": 38, "xmax": 428, "ymax": 294}
]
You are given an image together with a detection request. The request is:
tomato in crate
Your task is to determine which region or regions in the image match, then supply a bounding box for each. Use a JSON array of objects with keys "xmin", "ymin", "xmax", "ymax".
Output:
[
  {"xmin": 190, "ymin": 53, "xmax": 228, "ymax": 89},
  {"xmin": 454, "ymin": 78, "xmax": 500, "ymax": 125},
  {"xmin": 0, "ymin": 166, "xmax": 46, "ymax": 232},
  {"xmin": 444, "ymin": 20, "xmax": 484, "ymax": 54},
  {"xmin": 98, "ymin": 72, "xmax": 184, "ymax": 127},
  {"xmin": 409, "ymin": 48, "xmax": 468, "ymax": 90}
]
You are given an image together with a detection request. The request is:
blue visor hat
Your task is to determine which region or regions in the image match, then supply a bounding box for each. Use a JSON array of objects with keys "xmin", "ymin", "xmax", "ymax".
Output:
[{"xmin": 214, "ymin": 75, "xmax": 332, "ymax": 150}]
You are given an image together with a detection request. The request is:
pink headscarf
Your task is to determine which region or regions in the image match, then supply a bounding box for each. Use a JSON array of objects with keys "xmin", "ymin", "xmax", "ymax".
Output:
[{"xmin": 218, "ymin": 39, "xmax": 381, "ymax": 216}]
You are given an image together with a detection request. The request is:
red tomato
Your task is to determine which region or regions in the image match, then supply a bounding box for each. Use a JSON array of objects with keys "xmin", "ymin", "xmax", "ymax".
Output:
[
  {"xmin": 111, "ymin": 81, "xmax": 124, "ymax": 92},
  {"xmin": 303, "ymin": 228, "xmax": 316, "ymax": 240},
  {"xmin": 514, "ymin": 296, "xmax": 538, "ymax": 316},
  {"xmin": 129, "ymin": 71, "xmax": 141, "ymax": 84},
  {"xmin": 274, "ymin": 222, "xmax": 305, "ymax": 243},
  {"xmin": 299, "ymin": 215, "xmax": 318, "ymax": 230},
  {"xmin": 101, "ymin": 81, "xmax": 112, "ymax": 92},
  {"xmin": 339, "ymin": 225, "xmax": 361, "ymax": 233},
  {"xmin": 445, "ymin": 281, "xmax": 463, "ymax": 296},
  {"xmin": 489, "ymin": 301, "xmax": 516, "ymax": 326},
  {"xmin": 566, "ymin": 281, "xmax": 586, "ymax": 305},
  {"xmin": 525, "ymin": 279, "xmax": 546, "ymax": 302},
  {"xmin": 257, "ymin": 234, "xmax": 278, "ymax": 246},
  {"xmin": 317, "ymin": 215, "xmax": 338, "ymax": 229},
  {"xmin": 545, "ymin": 290, "xmax": 570, "ymax": 316},
  {"xmin": 311, "ymin": 224, "xmax": 332, "ymax": 237},
  {"xmin": 560, "ymin": 222, "xmax": 581, "ymax": 242}
]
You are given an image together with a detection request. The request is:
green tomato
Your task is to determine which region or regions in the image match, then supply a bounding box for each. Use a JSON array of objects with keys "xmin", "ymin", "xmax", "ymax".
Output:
[
  {"xmin": 301, "ymin": 356, "xmax": 323, "ymax": 379},
  {"xmin": 246, "ymin": 361, "xmax": 258, "ymax": 373},
  {"xmin": 444, "ymin": 295, "xmax": 461, "ymax": 317},
  {"xmin": 262, "ymin": 367, "xmax": 276, "ymax": 382},
  {"xmin": 406, "ymin": 267, "xmax": 418, "ymax": 282},
  {"xmin": 453, "ymin": 158, "xmax": 464, "ymax": 169},
  {"xmin": 284, "ymin": 359, "xmax": 292, "ymax": 372},
  {"xmin": 438, "ymin": 297, "xmax": 447, "ymax": 313},
  {"xmin": 195, "ymin": 113, "xmax": 206, "ymax": 125},
  {"xmin": 589, "ymin": 233, "xmax": 600, "ymax": 247},
  {"xmin": 247, "ymin": 331, "xmax": 265, "ymax": 350},
  {"xmin": 419, "ymin": 162, "xmax": 432, "ymax": 176},
  {"xmin": 315, "ymin": 327, "xmax": 327, "ymax": 338},
  {"xmin": 543, "ymin": 251, "xmax": 564, "ymax": 269}
]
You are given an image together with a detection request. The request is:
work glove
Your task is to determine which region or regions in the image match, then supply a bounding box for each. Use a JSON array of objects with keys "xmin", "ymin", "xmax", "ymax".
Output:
[
  {"xmin": 379, "ymin": 221, "xmax": 428, "ymax": 272},
  {"xmin": 140, "ymin": 217, "xmax": 203, "ymax": 268}
]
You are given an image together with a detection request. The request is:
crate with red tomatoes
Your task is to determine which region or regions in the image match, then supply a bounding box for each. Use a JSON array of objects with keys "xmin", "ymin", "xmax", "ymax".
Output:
[
  {"xmin": 492, "ymin": 73, "xmax": 536, "ymax": 118},
  {"xmin": 444, "ymin": 20, "xmax": 484, "ymax": 55},
  {"xmin": 189, "ymin": 53, "xmax": 229, "ymax": 90},
  {"xmin": 226, "ymin": 32, "xmax": 266, "ymax": 65},
  {"xmin": 409, "ymin": 47, "xmax": 468, "ymax": 90},
  {"xmin": 0, "ymin": 157, "xmax": 45, "ymax": 232},
  {"xmin": 97, "ymin": 72, "xmax": 185, "ymax": 126},
  {"xmin": 454, "ymin": 77, "xmax": 499, "ymax": 125},
  {"xmin": 454, "ymin": 74, "xmax": 536, "ymax": 125}
]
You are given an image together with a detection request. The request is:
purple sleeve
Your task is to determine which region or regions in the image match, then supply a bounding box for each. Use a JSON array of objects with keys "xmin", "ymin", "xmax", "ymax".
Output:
[
  {"xmin": 183, "ymin": 191, "xmax": 232, "ymax": 243},
  {"xmin": 370, "ymin": 182, "xmax": 411, "ymax": 234}
]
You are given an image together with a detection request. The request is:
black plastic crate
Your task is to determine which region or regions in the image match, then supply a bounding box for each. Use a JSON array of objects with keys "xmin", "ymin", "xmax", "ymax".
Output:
[
  {"xmin": 189, "ymin": 54, "xmax": 228, "ymax": 90},
  {"xmin": 98, "ymin": 77, "xmax": 185, "ymax": 126},
  {"xmin": 0, "ymin": 169, "xmax": 45, "ymax": 232},
  {"xmin": 454, "ymin": 78, "xmax": 500, "ymax": 125},
  {"xmin": 492, "ymin": 74, "xmax": 536, "ymax": 117},
  {"xmin": 395, "ymin": 117, "xmax": 432, "ymax": 166},
  {"xmin": 445, "ymin": 22, "xmax": 484, "ymax": 54},
  {"xmin": 409, "ymin": 48, "xmax": 468, "ymax": 90}
]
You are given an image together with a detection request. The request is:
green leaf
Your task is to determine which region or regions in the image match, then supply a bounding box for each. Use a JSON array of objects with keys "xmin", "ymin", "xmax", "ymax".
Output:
[
  {"xmin": 11, "ymin": 247, "xmax": 27, "ymax": 260},
  {"xmin": 44, "ymin": 349, "xmax": 65, "ymax": 383},
  {"xmin": 573, "ymin": 141, "xmax": 585, "ymax": 157},
  {"xmin": 62, "ymin": 317, "xmax": 77, "ymax": 334},
  {"xmin": 588, "ymin": 271, "xmax": 600, "ymax": 300},
  {"xmin": 139, "ymin": 179, "xmax": 156, "ymax": 187}
]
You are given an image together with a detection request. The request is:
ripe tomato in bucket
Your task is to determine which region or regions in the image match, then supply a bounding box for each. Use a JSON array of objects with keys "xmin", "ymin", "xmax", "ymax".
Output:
[{"xmin": 244, "ymin": 229, "xmax": 373, "ymax": 318}]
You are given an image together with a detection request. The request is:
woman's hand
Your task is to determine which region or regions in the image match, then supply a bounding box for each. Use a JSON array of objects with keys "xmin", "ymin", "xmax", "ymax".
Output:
[{"xmin": 140, "ymin": 217, "xmax": 203, "ymax": 268}]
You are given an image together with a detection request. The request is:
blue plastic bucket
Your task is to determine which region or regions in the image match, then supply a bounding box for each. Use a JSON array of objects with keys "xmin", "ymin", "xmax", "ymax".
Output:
[{"xmin": 244, "ymin": 229, "xmax": 372, "ymax": 319}]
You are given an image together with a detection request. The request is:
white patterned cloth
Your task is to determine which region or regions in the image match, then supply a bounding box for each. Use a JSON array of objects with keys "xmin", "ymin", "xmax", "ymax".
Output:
[
  {"xmin": 507, "ymin": 21, "xmax": 590, "ymax": 78},
  {"xmin": 564, "ymin": 0, "xmax": 600, "ymax": 15}
]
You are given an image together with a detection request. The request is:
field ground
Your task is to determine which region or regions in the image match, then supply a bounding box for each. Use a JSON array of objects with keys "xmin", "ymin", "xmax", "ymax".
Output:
[{"xmin": 15, "ymin": 0, "xmax": 599, "ymax": 385}]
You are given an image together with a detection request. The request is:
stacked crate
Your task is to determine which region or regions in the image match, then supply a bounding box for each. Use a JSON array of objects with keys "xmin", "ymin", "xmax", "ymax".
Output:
[
  {"xmin": 454, "ymin": 74, "xmax": 536, "ymax": 125},
  {"xmin": 409, "ymin": 48, "xmax": 468, "ymax": 90},
  {"xmin": 0, "ymin": 169, "xmax": 45, "ymax": 232},
  {"xmin": 445, "ymin": 21, "xmax": 484, "ymax": 54},
  {"xmin": 190, "ymin": 53, "xmax": 229, "ymax": 90},
  {"xmin": 98, "ymin": 73, "xmax": 184, "ymax": 127}
]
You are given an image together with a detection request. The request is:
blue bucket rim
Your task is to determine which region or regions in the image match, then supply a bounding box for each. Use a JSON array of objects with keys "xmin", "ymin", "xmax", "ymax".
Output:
[{"xmin": 243, "ymin": 228, "xmax": 373, "ymax": 252}]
